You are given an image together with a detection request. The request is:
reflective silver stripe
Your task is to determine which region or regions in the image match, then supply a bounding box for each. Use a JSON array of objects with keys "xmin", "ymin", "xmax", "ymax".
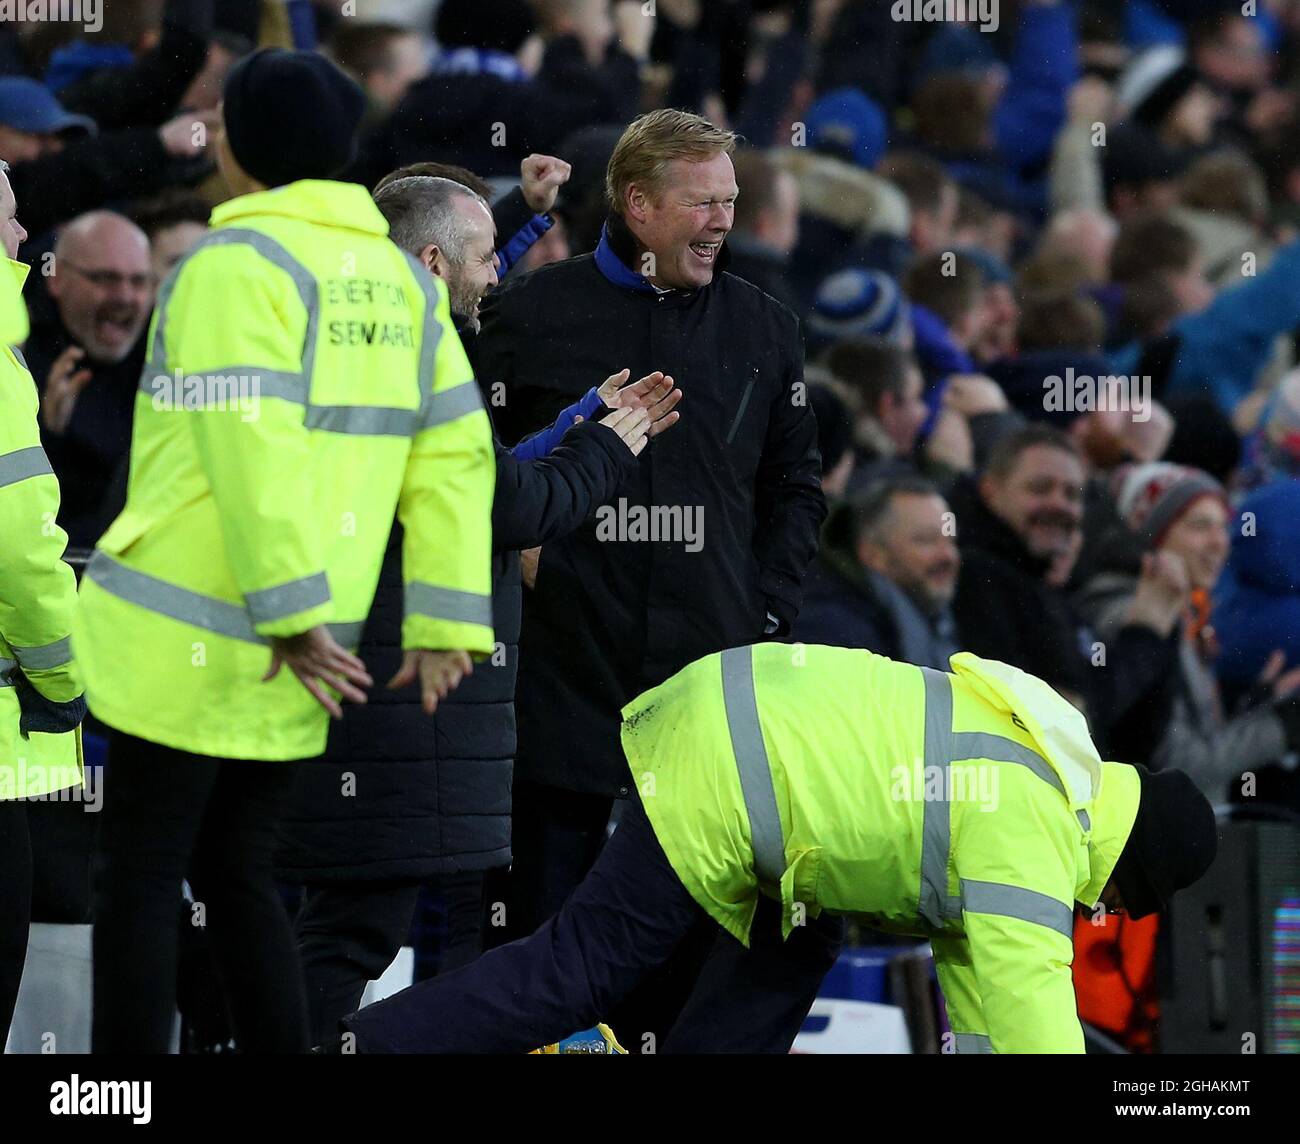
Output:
[
  {"xmin": 399, "ymin": 257, "xmax": 483, "ymax": 434},
  {"xmin": 146, "ymin": 233, "xmax": 446, "ymax": 441},
  {"xmin": 918, "ymin": 667, "xmax": 955, "ymax": 929},
  {"xmin": 246, "ymin": 573, "xmax": 331, "ymax": 624},
  {"xmin": 953, "ymin": 731, "xmax": 1063, "ymax": 796},
  {"xmin": 0, "ymin": 657, "xmax": 17, "ymax": 686},
  {"xmin": 328, "ymin": 620, "xmax": 366, "ymax": 648},
  {"xmin": 11, "ymin": 344, "xmax": 28, "ymax": 371},
  {"xmin": 720, "ymin": 646, "xmax": 785, "ymax": 886},
  {"xmin": 416, "ymin": 380, "xmax": 485, "ymax": 433},
  {"xmin": 954, "ymin": 1033, "xmax": 993, "ymax": 1054},
  {"xmin": 251, "ymin": 370, "xmax": 311, "ymax": 404},
  {"xmin": 0, "ymin": 445, "xmax": 53, "ymax": 489},
  {"xmin": 401, "ymin": 251, "xmax": 444, "ymax": 424},
  {"xmin": 139, "ymin": 366, "xmax": 310, "ymax": 406},
  {"xmin": 88, "ymin": 553, "xmax": 366, "ymax": 651},
  {"xmin": 954, "ymin": 730, "xmax": 1093, "ymax": 833},
  {"xmin": 146, "ymin": 227, "xmax": 320, "ymax": 403},
  {"xmin": 305, "ymin": 404, "xmax": 417, "ymax": 437},
  {"xmin": 405, "ymin": 581, "xmax": 493, "ymax": 627},
  {"xmin": 960, "ymin": 879, "xmax": 1074, "ymax": 940},
  {"xmin": 11, "ymin": 636, "xmax": 73, "ymax": 671},
  {"xmin": 87, "ymin": 551, "xmax": 264, "ymax": 645}
]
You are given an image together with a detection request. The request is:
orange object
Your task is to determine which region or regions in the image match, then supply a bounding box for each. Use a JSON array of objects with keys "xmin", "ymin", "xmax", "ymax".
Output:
[{"xmin": 1072, "ymin": 911, "xmax": 1161, "ymax": 1052}]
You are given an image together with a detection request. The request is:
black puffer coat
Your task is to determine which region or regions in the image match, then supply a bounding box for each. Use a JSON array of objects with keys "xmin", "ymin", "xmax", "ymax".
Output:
[{"xmin": 276, "ymin": 424, "xmax": 635, "ymax": 883}]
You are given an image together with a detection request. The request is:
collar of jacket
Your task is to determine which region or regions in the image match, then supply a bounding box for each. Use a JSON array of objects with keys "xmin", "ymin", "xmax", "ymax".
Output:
[
  {"xmin": 594, "ymin": 213, "xmax": 732, "ymax": 295},
  {"xmin": 211, "ymin": 180, "xmax": 389, "ymax": 237},
  {"xmin": 1, "ymin": 258, "xmax": 30, "ymax": 344}
]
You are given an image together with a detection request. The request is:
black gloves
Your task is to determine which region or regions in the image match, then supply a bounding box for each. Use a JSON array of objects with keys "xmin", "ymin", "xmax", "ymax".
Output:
[{"xmin": 15, "ymin": 674, "xmax": 87, "ymax": 737}]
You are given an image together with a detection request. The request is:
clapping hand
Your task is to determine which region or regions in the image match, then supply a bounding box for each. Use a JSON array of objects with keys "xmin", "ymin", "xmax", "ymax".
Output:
[{"xmin": 596, "ymin": 369, "xmax": 682, "ymax": 438}]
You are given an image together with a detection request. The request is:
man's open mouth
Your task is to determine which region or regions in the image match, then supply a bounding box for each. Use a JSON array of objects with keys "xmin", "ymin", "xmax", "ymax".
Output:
[
  {"xmin": 96, "ymin": 313, "xmax": 137, "ymax": 343},
  {"xmin": 689, "ymin": 241, "xmax": 720, "ymax": 263}
]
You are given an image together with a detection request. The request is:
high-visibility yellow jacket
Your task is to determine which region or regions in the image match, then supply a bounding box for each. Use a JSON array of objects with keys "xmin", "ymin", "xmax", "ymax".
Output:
[
  {"xmin": 75, "ymin": 180, "xmax": 496, "ymax": 761},
  {"xmin": 620, "ymin": 642, "xmax": 1143, "ymax": 1054},
  {"xmin": 1, "ymin": 258, "xmax": 83, "ymax": 798}
]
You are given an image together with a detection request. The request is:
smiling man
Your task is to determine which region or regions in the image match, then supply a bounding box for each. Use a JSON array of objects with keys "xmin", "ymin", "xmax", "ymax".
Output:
[
  {"xmin": 794, "ymin": 476, "xmax": 961, "ymax": 669},
  {"xmin": 470, "ymin": 109, "xmax": 826, "ymax": 1050},
  {"xmin": 27, "ymin": 210, "xmax": 154, "ymax": 547},
  {"xmin": 950, "ymin": 425, "xmax": 1183, "ymax": 755}
]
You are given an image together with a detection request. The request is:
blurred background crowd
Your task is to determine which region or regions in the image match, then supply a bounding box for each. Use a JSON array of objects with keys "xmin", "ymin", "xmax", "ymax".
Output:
[{"xmin": 5, "ymin": 0, "xmax": 1300, "ymax": 1053}]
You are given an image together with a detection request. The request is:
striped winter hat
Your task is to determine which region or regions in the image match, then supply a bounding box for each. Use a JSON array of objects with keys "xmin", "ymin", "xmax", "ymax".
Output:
[
  {"xmin": 1115, "ymin": 45, "xmax": 1202, "ymax": 127},
  {"xmin": 808, "ymin": 268, "xmax": 912, "ymax": 346},
  {"xmin": 1111, "ymin": 462, "xmax": 1227, "ymax": 548}
]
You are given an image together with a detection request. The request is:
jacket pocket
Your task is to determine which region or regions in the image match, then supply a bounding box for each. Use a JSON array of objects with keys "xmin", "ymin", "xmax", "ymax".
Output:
[
  {"xmin": 725, "ymin": 367, "xmax": 760, "ymax": 446},
  {"xmin": 95, "ymin": 510, "xmax": 154, "ymax": 558}
]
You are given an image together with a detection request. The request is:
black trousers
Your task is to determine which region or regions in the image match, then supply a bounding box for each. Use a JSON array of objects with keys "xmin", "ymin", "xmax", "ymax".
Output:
[
  {"xmin": 294, "ymin": 870, "xmax": 488, "ymax": 1047},
  {"xmin": 342, "ymin": 800, "xmax": 843, "ymax": 1053},
  {"xmin": 92, "ymin": 730, "xmax": 309, "ymax": 1054},
  {"xmin": 497, "ymin": 779, "xmax": 737, "ymax": 1051},
  {"xmin": 494, "ymin": 779, "xmax": 613, "ymax": 942},
  {"xmin": 0, "ymin": 800, "xmax": 32, "ymax": 1043}
]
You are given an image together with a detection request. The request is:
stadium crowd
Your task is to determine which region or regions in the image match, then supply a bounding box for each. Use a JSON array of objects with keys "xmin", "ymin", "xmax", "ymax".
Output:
[{"xmin": 1, "ymin": 0, "xmax": 1298, "ymax": 1054}]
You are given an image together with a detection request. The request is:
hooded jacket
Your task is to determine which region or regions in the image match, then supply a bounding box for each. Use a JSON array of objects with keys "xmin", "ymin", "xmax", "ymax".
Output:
[
  {"xmin": 74, "ymin": 180, "xmax": 496, "ymax": 761},
  {"xmin": 621, "ymin": 642, "xmax": 1142, "ymax": 1053},
  {"xmin": 1, "ymin": 257, "xmax": 83, "ymax": 797}
]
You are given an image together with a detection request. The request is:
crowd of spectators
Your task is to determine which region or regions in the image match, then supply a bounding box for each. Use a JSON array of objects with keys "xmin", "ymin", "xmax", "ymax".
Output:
[{"xmin": 7, "ymin": 0, "xmax": 1300, "ymax": 1052}]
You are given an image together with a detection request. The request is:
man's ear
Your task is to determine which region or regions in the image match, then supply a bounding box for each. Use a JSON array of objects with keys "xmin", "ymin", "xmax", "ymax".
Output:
[
  {"xmin": 625, "ymin": 184, "xmax": 650, "ymax": 225},
  {"xmin": 420, "ymin": 243, "xmax": 442, "ymax": 276}
]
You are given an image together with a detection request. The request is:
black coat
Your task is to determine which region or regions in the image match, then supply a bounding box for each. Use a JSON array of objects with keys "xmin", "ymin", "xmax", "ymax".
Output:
[
  {"xmin": 948, "ymin": 477, "xmax": 1176, "ymax": 755},
  {"xmin": 725, "ymin": 238, "xmax": 801, "ymax": 318},
  {"xmin": 790, "ymin": 554, "xmax": 894, "ymax": 655},
  {"xmin": 276, "ymin": 423, "xmax": 635, "ymax": 884},
  {"xmin": 472, "ymin": 221, "xmax": 826, "ymax": 795},
  {"xmin": 26, "ymin": 312, "xmax": 145, "ymax": 549}
]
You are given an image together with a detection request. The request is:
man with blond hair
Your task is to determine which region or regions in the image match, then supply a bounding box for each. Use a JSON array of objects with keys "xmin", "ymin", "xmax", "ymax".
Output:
[{"xmin": 471, "ymin": 109, "xmax": 828, "ymax": 1049}]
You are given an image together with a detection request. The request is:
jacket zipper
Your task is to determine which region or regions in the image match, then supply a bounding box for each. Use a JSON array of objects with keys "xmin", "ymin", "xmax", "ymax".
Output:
[{"xmin": 725, "ymin": 368, "xmax": 759, "ymax": 445}]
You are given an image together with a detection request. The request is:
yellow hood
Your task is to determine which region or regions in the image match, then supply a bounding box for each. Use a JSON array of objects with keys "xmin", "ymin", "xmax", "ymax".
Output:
[{"xmin": 950, "ymin": 652, "xmax": 1101, "ymax": 809}]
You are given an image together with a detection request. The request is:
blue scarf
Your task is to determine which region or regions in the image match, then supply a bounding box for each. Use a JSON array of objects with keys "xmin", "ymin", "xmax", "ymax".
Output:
[{"xmin": 593, "ymin": 223, "xmax": 657, "ymax": 294}]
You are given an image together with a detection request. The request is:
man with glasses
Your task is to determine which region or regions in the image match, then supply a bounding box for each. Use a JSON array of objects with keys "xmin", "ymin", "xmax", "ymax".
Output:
[{"xmin": 26, "ymin": 209, "xmax": 155, "ymax": 547}]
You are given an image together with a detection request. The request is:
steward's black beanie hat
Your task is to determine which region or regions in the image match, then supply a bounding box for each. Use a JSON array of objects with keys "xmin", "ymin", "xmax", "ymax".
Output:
[
  {"xmin": 222, "ymin": 49, "xmax": 367, "ymax": 189},
  {"xmin": 1112, "ymin": 765, "xmax": 1218, "ymax": 919}
]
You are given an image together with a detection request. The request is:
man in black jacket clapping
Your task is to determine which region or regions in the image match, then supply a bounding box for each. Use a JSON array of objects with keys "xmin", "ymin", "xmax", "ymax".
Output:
[{"xmin": 472, "ymin": 109, "xmax": 828, "ymax": 1049}]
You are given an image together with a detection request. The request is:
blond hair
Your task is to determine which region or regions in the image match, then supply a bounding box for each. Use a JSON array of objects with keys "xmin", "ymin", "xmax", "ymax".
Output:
[{"xmin": 605, "ymin": 110, "xmax": 737, "ymax": 216}]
